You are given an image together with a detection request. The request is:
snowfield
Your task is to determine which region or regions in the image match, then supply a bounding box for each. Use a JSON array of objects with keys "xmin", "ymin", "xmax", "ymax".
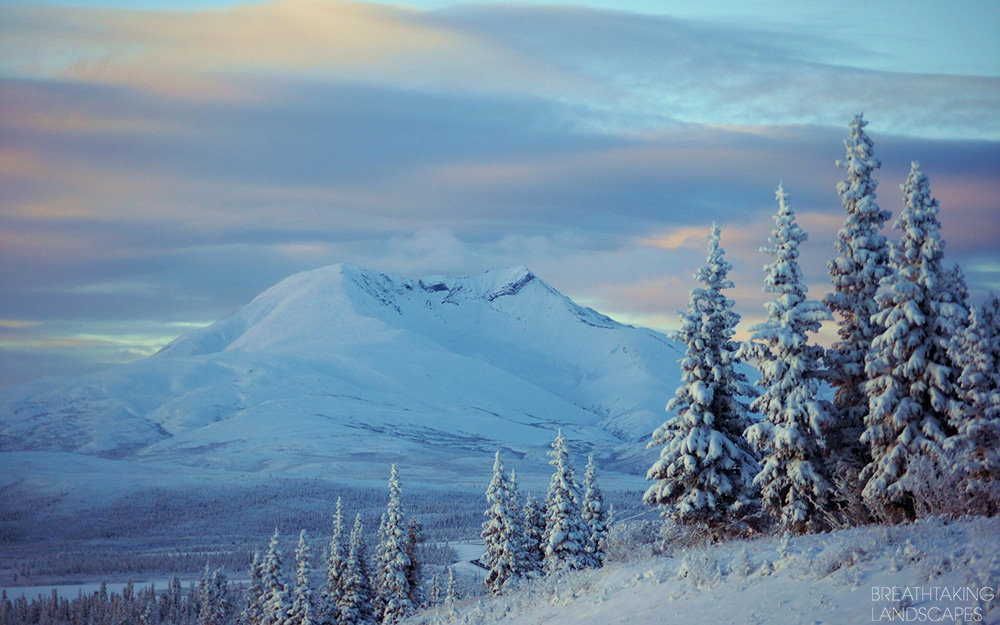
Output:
[
  {"xmin": 0, "ymin": 264, "xmax": 697, "ymax": 501},
  {"xmin": 420, "ymin": 517, "xmax": 1000, "ymax": 625}
]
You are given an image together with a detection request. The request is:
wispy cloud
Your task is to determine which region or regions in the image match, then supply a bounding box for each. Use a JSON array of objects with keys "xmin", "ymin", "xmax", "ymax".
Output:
[{"xmin": 0, "ymin": 0, "xmax": 996, "ymax": 386}]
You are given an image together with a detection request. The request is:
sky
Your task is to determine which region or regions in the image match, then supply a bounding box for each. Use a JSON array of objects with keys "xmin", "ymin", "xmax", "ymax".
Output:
[{"xmin": 0, "ymin": 0, "xmax": 998, "ymax": 387}]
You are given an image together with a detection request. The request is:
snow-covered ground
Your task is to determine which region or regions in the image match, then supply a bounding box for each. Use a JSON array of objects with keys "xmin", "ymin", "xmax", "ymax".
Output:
[{"xmin": 415, "ymin": 517, "xmax": 1000, "ymax": 625}]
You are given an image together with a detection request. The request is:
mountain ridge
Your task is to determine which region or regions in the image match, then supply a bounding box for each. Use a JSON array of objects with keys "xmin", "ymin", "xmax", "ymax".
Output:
[{"xmin": 0, "ymin": 263, "xmax": 688, "ymax": 491}]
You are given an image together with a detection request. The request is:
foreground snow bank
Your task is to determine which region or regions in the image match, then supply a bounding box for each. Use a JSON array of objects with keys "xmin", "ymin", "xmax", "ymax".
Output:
[{"xmin": 415, "ymin": 517, "xmax": 1000, "ymax": 625}]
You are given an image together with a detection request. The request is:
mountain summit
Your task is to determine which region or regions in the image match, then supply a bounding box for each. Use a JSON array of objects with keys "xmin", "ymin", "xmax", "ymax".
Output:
[{"xmin": 1, "ymin": 264, "xmax": 684, "ymax": 488}]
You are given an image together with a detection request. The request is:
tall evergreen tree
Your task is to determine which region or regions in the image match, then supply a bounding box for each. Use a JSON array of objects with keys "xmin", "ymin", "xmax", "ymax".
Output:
[
  {"xmin": 481, "ymin": 451, "xmax": 521, "ymax": 594},
  {"xmin": 862, "ymin": 162, "xmax": 969, "ymax": 522},
  {"xmin": 288, "ymin": 530, "xmax": 316, "ymax": 625},
  {"xmin": 319, "ymin": 498, "xmax": 348, "ymax": 625},
  {"xmin": 543, "ymin": 430, "xmax": 595, "ymax": 572},
  {"xmin": 746, "ymin": 186, "xmax": 834, "ymax": 533},
  {"xmin": 823, "ymin": 113, "xmax": 892, "ymax": 486},
  {"xmin": 581, "ymin": 455, "xmax": 608, "ymax": 566},
  {"xmin": 261, "ymin": 529, "xmax": 292, "ymax": 625},
  {"xmin": 340, "ymin": 515, "xmax": 376, "ymax": 625},
  {"xmin": 644, "ymin": 224, "xmax": 759, "ymax": 533},
  {"xmin": 947, "ymin": 294, "xmax": 1000, "ymax": 514},
  {"xmin": 375, "ymin": 465, "xmax": 413, "ymax": 624}
]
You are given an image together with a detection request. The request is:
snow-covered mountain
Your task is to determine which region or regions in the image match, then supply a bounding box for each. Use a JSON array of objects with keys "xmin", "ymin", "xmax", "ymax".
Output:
[{"xmin": 0, "ymin": 264, "xmax": 687, "ymax": 491}]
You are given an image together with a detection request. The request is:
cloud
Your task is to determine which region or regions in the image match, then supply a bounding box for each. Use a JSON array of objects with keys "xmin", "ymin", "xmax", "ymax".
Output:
[
  {"xmin": 0, "ymin": 0, "xmax": 591, "ymax": 100},
  {"xmin": 0, "ymin": 0, "xmax": 997, "ymax": 386}
]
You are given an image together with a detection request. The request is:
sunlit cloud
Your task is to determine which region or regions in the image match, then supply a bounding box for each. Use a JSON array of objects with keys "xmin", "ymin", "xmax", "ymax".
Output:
[{"xmin": 0, "ymin": 0, "xmax": 996, "ymax": 386}]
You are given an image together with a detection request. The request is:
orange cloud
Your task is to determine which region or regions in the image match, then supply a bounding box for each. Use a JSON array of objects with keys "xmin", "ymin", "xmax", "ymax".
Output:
[{"xmin": 1, "ymin": 0, "xmax": 588, "ymax": 100}]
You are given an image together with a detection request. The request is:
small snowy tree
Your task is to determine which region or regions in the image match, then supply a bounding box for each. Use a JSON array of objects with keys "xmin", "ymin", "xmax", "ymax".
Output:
[
  {"xmin": 481, "ymin": 451, "xmax": 521, "ymax": 594},
  {"xmin": 862, "ymin": 162, "xmax": 969, "ymax": 522},
  {"xmin": 374, "ymin": 465, "xmax": 413, "ymax": 624},
  {"xmin": 947, "ymin": 294, "xmax": 1000, "ymax": 515},
  {"xmin": 746, "ymin": 186, "xmax": 834, "ymax": 534},
  {"xmin": 521, "ymin": 493, "xmax": 545, "ymax": 573},
  {"xmin": 261, "ymin": 529, "xmax": 292, "ymax": 625},
  {"xmin": 287, "ymin": 530, "xmax": 316, "ymax": 625},
  {"xmin": 404, "ymin": 518, "xmax": 423, "ymax": 608},
  {"xmin": 581, "ymin": 455, "xmax": 608, "ymax": 566},
  {"xmin": 242, "ymin": 553, "xmax": 265, "ymax": 625},
  {"xmin": 198, "ymin": 565, "xmax": 230, "ymax": 625},
  {"xmin": 542, "ymin": 430, "xmax": 595, "ymax": 572},
  {"xmin": 318, "ymin": 499, "xmax": 347, "ymax": 625},
  {"xmin": 823, "ymin": 113, "xmax": 892, "ymax": 491},
  {"xmin": 340, "ymin": 514, "xmax": 376, "ymax": 625},
  {"xmin": 644, "ymin": 224, "xmax": 759, "ymax": 534}
]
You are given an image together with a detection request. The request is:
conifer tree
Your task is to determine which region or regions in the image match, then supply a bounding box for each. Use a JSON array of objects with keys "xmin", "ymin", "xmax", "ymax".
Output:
[
  {"xmin": 404, "ymin": 518, "xmax": 423, "ymax": 608},
  {"xmin": 746, "ymin": 185, "xmax": 834, "ymax": 533},
  {"xmin": 445, "ymin": 568, "xmax": 460, "ymax": 604},
  {"xmin": 288, "ymin": 530, "xmax": 316, "ymax": 625},
  {"xmin": 948, "ymin": 295, "xmax": 1000, "ymax": 514},
  {"xmin": 481, "ymin": 451, "xmax": 521, "ymax": 594},
  {"xmin": 340, "ymin": 515, "xmax": 376, "ymax": 625},
  {"xmin": 261, "ymin": 529, "xmax": 292, "ymax": 625},
  {"xmin": 319, "ymin": 498, "xmax": 347, "ymax": 625},
  {"xmin": 644, "ymin": 225, "xmax": 759, "ymax": 533},
  {"xmin": 375, "ymin": 465, "xmax": 413, "ymax": 624},
  {"xmin": 823, "ymin": 113, "xmax": 892, "ymax": 486},
  {"xmin": 241, "ymin": 553, "xmax": 264, "ymax": 625},
  {"xmin": 543, "ymin": 430, "xmax": 595, "ymax": 572},
  {"xmin": 862, "ymin": 162, "xmax": 969, "ymax": 522},
  {"xmin": 581, "ymin": 455, "xmax": 608, "ymax": 566},
  {"xmin": 198, "ymin": 566, "xmax": 230, "ymax": 625},
  {"xmin": 521, "ymin": 494, "xmax": 545, "ymax": 574}
]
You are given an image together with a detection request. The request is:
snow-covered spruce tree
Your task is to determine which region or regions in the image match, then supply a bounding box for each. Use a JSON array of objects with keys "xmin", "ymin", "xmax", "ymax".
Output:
[
  {"xmin": 261, "ymin": 529, "xmax": 292, "ymax": 625},
  {"xmin": 242, "ymin": 553, "xmax": 265, "ymax": 625},
  {"xmin": 374, "ymin": 465, "xmax": 413, "ymax": 624},
  {"xmin": 287, "ymin": 530, "xmax": 316, "ymax": 625},
  {"xmin": 862, "ymin": 162, "xmax": 969, "ymax": 522},
  {"xmin": 746, "ymin": 185, "xmax": 835, "ymax": 534},
  {"xmin": 644, "ymin": 224, "xmax": 759, "ymax": 535},
  {"xmin": 404, "ymin": 518, "xmax": 423, "ymax": 608},
  {"xmin": 507, "ymin": 470, "xmax": 528, "ymax": 575},
  {"xmin": 581, "ymin": 455, "xmax": 608, "ymax": 566},
  {"xmin": 340, "ymin": 514, "xmax": 376, "ymax": 625},
  {"xmin": 947, "ymin": 294, "xmax": 1000, "ymax": 515},
  {"xmin": 521, "ymin": 493, "xmax": 545, "ymax": 574},
  {"xmin": 198, "ymin": 566, "xmax": 231, "ymax": 625},
  {"xmin": 543, "ymin": 430, "xmax": 596, "ymax": 572},
  {"xmin": 481, "ymin": 451, "xmax": 521, "ymax": 594},
  {"xmin": 318, "ymin": 498, "xmax": 347, "ymax": 625},
  {"xmin": 823, "ymin": 114, "xmax": 892, "ymax": 495}
]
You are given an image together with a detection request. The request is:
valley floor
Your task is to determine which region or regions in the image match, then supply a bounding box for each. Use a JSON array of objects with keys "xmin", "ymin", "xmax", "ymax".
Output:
[{"xmin": 417, "ymin": 516, "xmax": 1000, "ymax": 625}]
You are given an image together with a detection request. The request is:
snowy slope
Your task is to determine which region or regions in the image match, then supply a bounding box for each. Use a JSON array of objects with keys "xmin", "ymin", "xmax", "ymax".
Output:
[
  {"xmin": 425, "ymin": 516, "xmax": 1000, "ymax": 625},
  {"xmin": 0, "ymin": 264, "xmax": 688, "ymax": 492}
]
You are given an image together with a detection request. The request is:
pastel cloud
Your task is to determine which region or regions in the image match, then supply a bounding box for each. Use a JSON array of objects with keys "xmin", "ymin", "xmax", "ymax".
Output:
[{"xmin": 0, "ymin": 0, "xmax": 997, "ymax": 386}]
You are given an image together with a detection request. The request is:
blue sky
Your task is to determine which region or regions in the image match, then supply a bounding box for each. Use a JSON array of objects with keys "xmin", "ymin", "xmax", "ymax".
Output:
[{"xmin": 1, "ymin": 0, "xmax": 998, "ymax": 386}]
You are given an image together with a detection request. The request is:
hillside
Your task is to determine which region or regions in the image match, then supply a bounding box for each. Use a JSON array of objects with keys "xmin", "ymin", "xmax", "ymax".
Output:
[
  {"xmin": 422, "ymin": 516, "xmax": 1000, "ymax": 625},
  {"xmin": 0, "ymin": 264, "xmax": 691, "ymax": 497}
]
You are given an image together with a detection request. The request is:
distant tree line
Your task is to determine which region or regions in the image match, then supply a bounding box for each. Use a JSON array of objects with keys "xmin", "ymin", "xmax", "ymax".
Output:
[
  {"xmin": 645, "ymin": 114, "xmax": 1000, "ymax": 537},
  {"xmin": 0, "ymin": 466, "xmax": 462, "ymax": 625}
]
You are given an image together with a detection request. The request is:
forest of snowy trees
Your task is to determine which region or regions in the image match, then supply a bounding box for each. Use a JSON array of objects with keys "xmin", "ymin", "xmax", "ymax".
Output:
[{"xmin": 646, "ymin": 114, "xmax": 1000, "ymax": 536}]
